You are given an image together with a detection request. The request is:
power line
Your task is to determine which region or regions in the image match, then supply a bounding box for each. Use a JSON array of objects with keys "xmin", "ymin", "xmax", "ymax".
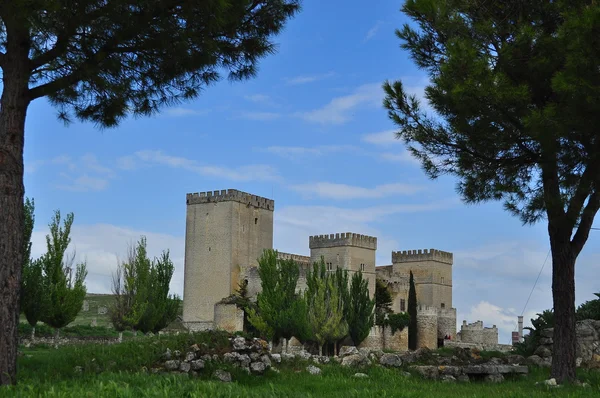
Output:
[{"xmin": 520, "ymin": 249, "xmax": 551, "ymax": 317}]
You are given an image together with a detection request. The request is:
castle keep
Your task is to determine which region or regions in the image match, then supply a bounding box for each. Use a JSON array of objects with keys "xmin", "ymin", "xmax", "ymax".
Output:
[{"xmin": 182, "ymin": 189, "xmax": 494, "ymax": 350}]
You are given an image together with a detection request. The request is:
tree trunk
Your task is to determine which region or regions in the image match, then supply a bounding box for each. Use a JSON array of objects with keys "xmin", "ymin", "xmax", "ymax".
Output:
[
  {"xmin": 31, "ymin": 326, "xmax": 35, "ymax": 342},
  {"xmin": 319, "ymin": 343, "xmax": 323, "ymax": 357},
  {"xmin": 0, "ymin": 53, "xmax": 30, "ymax": 385},
  {"xmin": 549, "ymin": 242, "xmax": 577, "ymax": 383},
  {"xmin": 118, "ymin": 331, "xmax": 123, "ymax": 343}
]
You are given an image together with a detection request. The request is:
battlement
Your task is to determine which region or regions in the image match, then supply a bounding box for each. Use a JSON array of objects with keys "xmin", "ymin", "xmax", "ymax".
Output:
[
  {"xmin": 461, "ymin": 320, "xmax": 497, "ymax": 331},
  {"xmin": 437, "ymin": 307, "xmax": 457, "ymax": 318},
  {"xmin": 277, "ymin": 251, "xmax": 311, "ymax": 265},
  {"xmin": 186, "ymin": 189, "xmax": 274, "ymax": 211},
  {"xmin": 392, "ymin": 248, "xmax": 453, "ymax": 265},
  {"xmin": 416, "ymin": 305, "xmax": 439, "ymax": 316},
  {"xmin": 309, "ymin": 232, "xmax": 377, "ymax": 250}
]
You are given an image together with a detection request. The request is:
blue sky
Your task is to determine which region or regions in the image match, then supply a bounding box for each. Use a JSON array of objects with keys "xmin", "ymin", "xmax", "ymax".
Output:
[{"xmin": 23, "ymin": 1, "xmax": 599, "ymax": 343}]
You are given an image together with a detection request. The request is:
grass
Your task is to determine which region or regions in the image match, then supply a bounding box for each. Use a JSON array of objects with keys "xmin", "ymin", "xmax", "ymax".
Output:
[{"xmin": 4, "ymin": 332, "xmax": 600, "ymax": 397}]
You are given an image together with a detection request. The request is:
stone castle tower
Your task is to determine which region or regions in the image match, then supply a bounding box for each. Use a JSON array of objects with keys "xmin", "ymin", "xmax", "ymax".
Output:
[
  {"xmin": 309, "ymin": 233, "xmax": 377, "ymax": 298},
  {"xmin": 182, "ymin": 189, "xmax": 274, "ymax": 329}
]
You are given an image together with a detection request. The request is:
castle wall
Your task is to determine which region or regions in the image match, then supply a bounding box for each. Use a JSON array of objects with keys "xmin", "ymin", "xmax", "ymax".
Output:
[
  {"xmin": 416, "ymin": 306, "xmax": 439, "ymax": 350},
  {"xmin": 357, "ymin": 325, "xmax": 409, "ymax": 352},
  {"xmin": 182, "ymin": 189, "xmax": 273, "ymax": 325},
  {"xmin": 214, "ymin": 303, "xmax": 244, "ymax": 333}
]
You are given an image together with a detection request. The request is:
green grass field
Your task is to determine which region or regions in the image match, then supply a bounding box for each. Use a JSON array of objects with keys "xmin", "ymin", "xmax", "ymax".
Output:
[{"xmin": 5, "ymin": 331, "xmax": 600, "ymax": 397}]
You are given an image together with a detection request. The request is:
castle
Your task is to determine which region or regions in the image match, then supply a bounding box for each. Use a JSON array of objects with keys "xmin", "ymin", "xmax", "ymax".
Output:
[{"xmin": 182, "ymin": 189, "xmax": 492, "ymax": 351}]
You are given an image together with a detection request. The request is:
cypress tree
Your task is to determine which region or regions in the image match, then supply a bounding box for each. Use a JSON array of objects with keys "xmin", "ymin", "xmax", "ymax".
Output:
[{"xmin": 408, "ymin": 270, "xmax": 417, "ymax": 350}]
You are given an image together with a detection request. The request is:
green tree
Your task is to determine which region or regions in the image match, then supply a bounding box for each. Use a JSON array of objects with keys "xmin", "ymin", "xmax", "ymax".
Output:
[
  {"xmin": 515, "ymin": 309, "xmax": 555, "ymax": 357},
  {"xmin": 382, "ymin": 0, "xmax": 600, "ymax": 382},
  {"xmin": 346, "ymin": 271, "xmax": 375, "ymax": 346},
  {"xmin": 20, "ymin": 198, "xmax": 46, "ymax": 340},
  {"xmin": 142, "ymin": 250, "xmax": 181, "ymax": 334},
  {"xmin": 576, "ymin": 293, "xmax": 600, "ymax": 321},
  {"xmin": 375, "ymin": 279, "xmax": 393, "ymax": 325},
  {"xmin": 39, "ymin": 211, "xmax": 88, "ymax": 340},
  {"xmin": 109, "ymin": 243, "xmax": 137, "ymax": 341},
  {"xmin": 407, "ymin": 271, "xmax": 417, "ymax": 350},
  {"xmin": 303, "ymin": 259, "xmax": 348, "ymax": 356},
  {"xmin": 0, "ymin": 1, "xmax": 301, "ymax": 385},
  {"xmin": 247, "ymin": 249, "xmax": 305, "ymax": 351}
]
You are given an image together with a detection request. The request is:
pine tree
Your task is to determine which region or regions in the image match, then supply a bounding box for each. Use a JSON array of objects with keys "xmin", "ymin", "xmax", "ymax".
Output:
[
  {"xmin": 0, "ymin": 1, "xmax": 300, "ymax": 384},
  {"xmin": 39, "ymin": 211, "xmax": 88, "ymax": 340},
  {"xmin": 383, "ymin": 0, "xmax": 600, "ymax": 382},
  {"xmin": 346, "ymin": 271, "xmax": 375, "ymax": 346},
  {"xmin": 408, "ymin": 270, "xmax": 417, "ymax": 350}
]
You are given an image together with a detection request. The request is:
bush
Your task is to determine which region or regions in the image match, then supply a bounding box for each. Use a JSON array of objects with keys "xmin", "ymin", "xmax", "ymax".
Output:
[{"xmin": 382, "ymin": 313, "xmax": 410, "ymax": 334}]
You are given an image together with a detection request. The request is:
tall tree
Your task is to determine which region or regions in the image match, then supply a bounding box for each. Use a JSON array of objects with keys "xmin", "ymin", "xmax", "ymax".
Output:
[
  {"xmin": 0, "ymin": 1, "xmax": 301, "ymax": 385},
  {"xmin": 576, "ymin": 293, "xmax": 600, "ymax": 321},
  {"xmin": 407, "ymin": 271, "xmax": 417, "ymax": 350},
  {"xmin": 39, "ymin": 211, "xmax": 88, "ymax": 339},
  {"xmin": 109, "ymin": 243, "xmax": 137, "ymax": 341},
  {"xmin": 20, "ymin": 198, "xmax": 46, "ymax": 340},
  {"xmin": 346, "ymin": 271, "xmax": 375, "ymax": 346},
  {"xmin": 303, "ymin": 259, "xmax": 348, "ymax": 356},
  {"xmin": 383, "ymin": 0, "xmax": 600, "ymax": 382}
]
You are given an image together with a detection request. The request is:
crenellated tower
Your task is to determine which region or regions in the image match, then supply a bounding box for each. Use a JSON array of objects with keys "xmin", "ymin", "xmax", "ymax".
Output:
[
  {"xmin": 309, "ymin": 232, "xmax": 377, "ymax": 298},
  {"xmin": 182, "ymin": 189, "xmax": 274, "ymax": 330}
]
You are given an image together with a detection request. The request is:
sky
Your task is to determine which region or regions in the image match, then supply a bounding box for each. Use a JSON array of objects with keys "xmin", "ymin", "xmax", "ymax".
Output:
[{"xmin": 23, "ymin": 1, "xmax": 599, "ymax": 344}]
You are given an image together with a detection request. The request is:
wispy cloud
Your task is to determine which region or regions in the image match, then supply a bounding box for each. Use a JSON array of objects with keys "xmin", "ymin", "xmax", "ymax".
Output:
[
  {"xmin": 264, "ymin": 144, "xmax": 359, "ymax": 159},
  {"xmin": 244, "ymin": 94, "xmax": 271, "ymax": 103},
  {"xmin": 362, "ymin": 130, "xmax": 399, "ymax": 145},
  {"xmin": 289, "ymin": 182, "xmax": 426, "ymax": 200},
  {"xmin": 297, "ymin": 83, "xmax": 383, "ymax": 125},
  {"xmin": 49, "ymin": 154, "xmax": 114, "ymax": 192},
  {"xmin": 163, "ymin": 107, "xmax": 209, "ymax": 117},
  {"xmin": 364, "ymin": 20, "xmax": 384, "ymax": 42},
  {"xmin": 285, "ymin": 71, "xmax": 335, "ymax": 86},
  {"xmin": 239, "ymin": 111, "xmax": 281, "ymax": 121},
  {"xmin": 118, "ymin": 150, "xmax": 281, "ymax": 182}
]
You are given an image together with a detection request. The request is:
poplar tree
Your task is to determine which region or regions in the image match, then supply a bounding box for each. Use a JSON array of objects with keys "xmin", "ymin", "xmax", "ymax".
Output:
[
  {"xmin": 39, "ymin": 211, "xmax": 88, "ymax": 340},
  {"xmin": 384, "ymin": 0, "xmax": 600, "ymax": 382},
  {"xmin": 0, "ymin": 1, "xmax": 301, "ymax": 384},
  {"xmin": 407, "ymin": 271, "xmax": 417, "ymax": 350},
  {"xmin": 20, "ymin": 198, "xmax": 46, "ymax": 340}
]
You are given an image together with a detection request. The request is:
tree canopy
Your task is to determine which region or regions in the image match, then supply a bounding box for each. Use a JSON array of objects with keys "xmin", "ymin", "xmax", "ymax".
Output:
[
  {"xmin": 0, "ymin": 1, "xmax": 301, "ymax": 385},
  {"xmin": 383, "ymin": 0, "xmax": 600, "ymax": 382}
]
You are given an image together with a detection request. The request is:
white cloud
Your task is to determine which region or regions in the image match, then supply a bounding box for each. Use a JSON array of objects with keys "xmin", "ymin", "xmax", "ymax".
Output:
[
  {"xmin": 362, "ymin": 130, "xmax": 399, "ymax": 145},
  {"xmin": 56, "ymin": 175, "xmax": 110, "ymax": 192},
  {"xmin": 30, "ymin": 224, "xmax": 185, "ymax": 296},
  {"xmin": 285, "ymin": 72, "xmax": 335, "ymax": 85},
  {"xmin": 289, "ymin": 182, "xmax": 425, "ymax": 200},
  {"xmin": 364, "ymin": 20, "xmax": 384, "ymax": 42},
  {"xmin": 264, "ymin": 144, "xmax": 359, "ymax": 159},
  {"xmin": 163, "ymin": 107, "xmax": 209, "ymax": 117},
  {"xmin": 50, "ymin": 154, "xmax": 114, "ymax": 192},
  {"xmin": 239, "ymin": 111, "xmax": 281, "ymax": 121},
  {"xmin": 380, "ymin": 152, "xmax": 420, "ymax": 165},
  {"xmin": 119, "ymin": 150, "xmax": 281, "ymax": 182},
  {"xmin": 297, "ymin": 83, "xmax": 383, "ymax": 125}
]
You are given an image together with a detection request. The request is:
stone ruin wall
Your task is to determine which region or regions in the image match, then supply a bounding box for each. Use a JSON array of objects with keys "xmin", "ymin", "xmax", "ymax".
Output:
[{"xmin": 458, "ymin": 320, "xmax": 499, "ymax": 346}]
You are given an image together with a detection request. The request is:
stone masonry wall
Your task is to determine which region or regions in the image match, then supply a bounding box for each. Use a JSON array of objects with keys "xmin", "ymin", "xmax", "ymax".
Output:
[
  {"xmin": 214, "ymin": 303, "xmax": 244, "ymax": 333},
  {"xmin": 416, "ymin": 306, "xmax": 438, "ymax": 350},
  {"xmin": 437, "ymin": 308, "xmax": 457, "ymax": 340},
  {"xmin": 357, "ymin": 325, "xmax": 409, "ymax": 352}
]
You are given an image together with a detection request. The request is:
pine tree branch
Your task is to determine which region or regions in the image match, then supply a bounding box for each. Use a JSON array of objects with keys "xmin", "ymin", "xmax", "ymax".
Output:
[{"xmin": 571, "ymin": 190, "xmax": 600, "ymax": 256}]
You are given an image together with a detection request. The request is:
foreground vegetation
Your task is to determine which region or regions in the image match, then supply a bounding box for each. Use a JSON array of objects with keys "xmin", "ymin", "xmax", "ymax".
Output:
[{"xmin": 5, "ymin": 332, "xmax": 600, "ymax": 397}]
